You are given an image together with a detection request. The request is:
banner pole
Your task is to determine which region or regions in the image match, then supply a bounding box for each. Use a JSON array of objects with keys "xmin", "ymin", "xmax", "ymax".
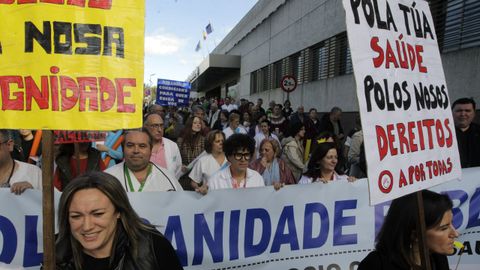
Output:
[
  {"xmin": 416, "ymin": 191, "xmax": 432, "ymax": 270},
  {"xmin": 74, "ymin": 142, "xmax": 81, "ymax": 175},
  {"xmin": 41, "ymin": 130, "xmax": 55, "ymax": 269}
]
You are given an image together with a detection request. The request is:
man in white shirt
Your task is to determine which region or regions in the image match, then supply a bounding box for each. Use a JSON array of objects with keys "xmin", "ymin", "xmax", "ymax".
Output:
[
  {"xmin": 105, "ymin": 129, "xmax": 182, "ymax": 192},
  {"xmin": 221, "ymin": 97, "xmax": 238, "ymax": 112},
  {"xmin": 223, "ymin": 112, "xmax": 247, "ymax": 139},
  {"xmin": 0, "ymin": 130, "xmax": 41, "ymax": 195},
  {"xmin": 208, "ymin": 134, "xmax": 264, "ymax": 190},
  {"xmin": 144, "ymin": 113, "xmax": 183, "ymax": 178}
]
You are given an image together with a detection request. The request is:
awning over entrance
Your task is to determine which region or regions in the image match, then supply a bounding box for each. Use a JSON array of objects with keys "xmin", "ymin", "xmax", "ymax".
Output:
[{"xmin": 188, "ymin": 54, "xmax": 240, "ymax": 92}]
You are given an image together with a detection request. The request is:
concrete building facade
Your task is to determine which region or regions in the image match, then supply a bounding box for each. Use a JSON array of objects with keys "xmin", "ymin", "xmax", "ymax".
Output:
[{"xmin": 189, "ymin": 0, "xmax": 480, "ymax": 115}]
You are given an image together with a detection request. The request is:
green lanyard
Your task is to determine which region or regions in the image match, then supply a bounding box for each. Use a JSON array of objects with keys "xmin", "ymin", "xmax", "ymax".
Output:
[{"xmin": 124, "ymin": 163, "xmax": 152, "ymax": 192}]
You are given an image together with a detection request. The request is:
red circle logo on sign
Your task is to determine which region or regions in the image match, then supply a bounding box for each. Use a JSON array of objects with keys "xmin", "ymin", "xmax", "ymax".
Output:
[
  {"xmin": 378, "ymin": 170, "xmax": 394, "ymax": 194},
  {"xmin": 280, "ymin": 75, "xmax": 297, "ymax": 93}
]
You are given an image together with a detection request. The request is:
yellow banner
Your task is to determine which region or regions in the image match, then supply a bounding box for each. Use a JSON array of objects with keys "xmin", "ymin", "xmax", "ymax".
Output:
[{"xmin": 0, "ymin": 0, "xmax": 144, "ymax": 130}]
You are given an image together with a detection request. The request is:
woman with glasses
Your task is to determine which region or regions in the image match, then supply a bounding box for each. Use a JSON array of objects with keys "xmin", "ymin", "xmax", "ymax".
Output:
[
  {"xmin": 0, "ymin": 129, "xmax": 42, "ymax": 195},
  {"xmin": 249, "ymin": 138, "xmax": 296, "ymax": 187},
  {"xmin": 207, "ymin": 134, "xmax": 264, "ymax": 190}
]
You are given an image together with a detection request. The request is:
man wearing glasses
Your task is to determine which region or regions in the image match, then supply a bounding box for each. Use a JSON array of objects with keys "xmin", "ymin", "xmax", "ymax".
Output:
[
  {"xmin": 0, "ymin": 130, "xmax": 41, "ymax": 195},
  {"xmin": 208, "ymin": 134, "xmax": 264, "ymax": 190},
  {"xmin": 144, "ymin": 113, "xmax": 183, "ymax": 178}
]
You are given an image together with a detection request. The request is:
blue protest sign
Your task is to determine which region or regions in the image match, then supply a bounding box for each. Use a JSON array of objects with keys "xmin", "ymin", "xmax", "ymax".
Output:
[{"xmin": 156, "ymin": 79, "xmax": 191, "ymax": 107}]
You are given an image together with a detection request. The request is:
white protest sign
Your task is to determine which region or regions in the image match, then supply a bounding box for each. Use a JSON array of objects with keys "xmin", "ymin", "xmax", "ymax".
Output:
[{"xmin": 342, "ymin": 0, "xmax": 462, "ymax": 204}]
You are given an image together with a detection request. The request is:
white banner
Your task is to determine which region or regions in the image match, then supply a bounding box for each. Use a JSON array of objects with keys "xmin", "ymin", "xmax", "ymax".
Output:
[
  {"xmin": 342, "ymin": 0, "xmax": 462, "ymax": 204},
  {"xmin": 1, "ymin": 168, "xmax": 479, "ymax": 269}
]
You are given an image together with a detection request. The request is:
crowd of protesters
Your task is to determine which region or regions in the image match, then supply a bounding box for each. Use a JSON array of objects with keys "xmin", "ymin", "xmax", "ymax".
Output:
[
  {"xmin": 0, "ymin": 96, "xmax": 478, "ymax": 195},
  {"xmin": 0, "ymin": 96, "xmax": 471, "ymax": 270}
]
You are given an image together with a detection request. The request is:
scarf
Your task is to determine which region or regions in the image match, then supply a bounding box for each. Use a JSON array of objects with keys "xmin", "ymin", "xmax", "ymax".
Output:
[{"xmin": 262, "ymin": 158, "xmax": 280, "ymax": 186}]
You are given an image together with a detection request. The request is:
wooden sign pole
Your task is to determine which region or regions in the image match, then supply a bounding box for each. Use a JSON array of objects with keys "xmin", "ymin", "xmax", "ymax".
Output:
[
  {"xmin": 416, "ymin": 191, "xmax": 432, "ymax": 270},
  {"xmin": 41, "ymin": 130, "xmax": 55, "ymax": 269},
  {"xmin": 74, "ymin": 142, "xmax": 81, "ymax": 175}
]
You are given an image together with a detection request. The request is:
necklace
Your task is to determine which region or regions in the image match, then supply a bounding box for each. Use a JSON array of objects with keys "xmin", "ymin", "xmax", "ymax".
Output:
[
  {"xmin": 230, "ymin": 170, "xmax": 247, "ymax": 189},
  {"xmin": 0, "ymin": 159, "xmax": 15, "ymax": 188},
  {"xmin": 231, "ymin": 176, "xmax": 247, "ymax": 189}
]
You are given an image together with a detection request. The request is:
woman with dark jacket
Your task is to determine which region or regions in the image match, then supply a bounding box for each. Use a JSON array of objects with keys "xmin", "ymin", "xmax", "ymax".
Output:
[
  {"xmin": 358, "ymin": 190, "xmax": 458, "ymax": 270},
  {"xmin": 212, "ymin": 110, "xmax": 229, "ymax": 131},
  {"xmin": 54, "ymin": 171, "xmax": 183, "ymax": 270},
  {"xmin": 53, "ymin": 142, "xmax": 105, "ymax": 191}
]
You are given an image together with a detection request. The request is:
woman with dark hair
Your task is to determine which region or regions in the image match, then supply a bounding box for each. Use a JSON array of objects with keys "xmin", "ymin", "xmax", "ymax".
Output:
[
  {"xmin": 189, "ymin": 130, "xmax": 228, "ymax": 193},
  {"xmin": 309, "ymin": 131, "xmax": 347, "ymax": 174},
  {"xmin": 282, "ymin": 100, "xmax": 293, "ymax": 118},
  {"xmin": 298, "ymin": 142, "xmax": 355, "ymax": 184},
  {"xmin": 248, "ymin": 111, "xmax": 268, "ymax": 138},
  {"xmin": 269, "ymin": 104, "xmax": 289, "ymax": 140},
  {"xmin": 53, "ymin": 142, "xmax": 106, "ymax": 191},
  {"xmin": 249, "ymin": 138, "xmax": 296, "ymax": 186},
  {"xmin": 242, "ymin": 111, "xmax": 253, "ymax": 133},
  {"xmin": 17, "ymin": 129, "xmax": 42, "ymax": 163},
  {"xmin": 309, "ymin": 131, "xmax": 335, "ymax": 156},
  {"xmin": 358, "ymin": 190, "xmax": 458, "ymax": 270},
  {"xmin": 177, "ymin": 116, "xmax": 206, "ymax": 189},
  {"xmin": 177, "ymin": 116, "xmax": 206, "ymax": 166},
  {"xmin": 253, "ymin": 119, "xmax": 280, "ymax": 158},
  {"xmin": 207, "ymin": 134, "xmax": 264, "ymax": 190},
  {"xmin": 55, "ymin": 171, "xmax": 183, "ymax": 269},
  {"xmin": 212, "ymin": 110, "xmax": 229, "ymax": 131},
  {"xmin": 281, "ymin": 121, "xmax": 306, "ymax": 181}
]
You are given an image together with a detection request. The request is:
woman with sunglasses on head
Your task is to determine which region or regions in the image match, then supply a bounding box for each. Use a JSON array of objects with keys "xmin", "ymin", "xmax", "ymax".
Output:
[
  {"xmin": 207, "ymin": 134, "xmax": 264, "ymax": 190},
  {"xmin": 358, "ymin": 190, "xmax": 459, "ymax": 270}
]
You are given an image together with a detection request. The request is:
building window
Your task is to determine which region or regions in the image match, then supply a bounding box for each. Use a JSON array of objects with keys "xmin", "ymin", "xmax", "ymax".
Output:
[
  {"xmin": 334, "ymin": 32, "xmax": 352, "ymax": 76},
  {"xmin": 311, "ymin": 32, "xmax": 352, "ymax": 81},
  {"xmin": 312, "ymin": 41, "xmax": 330, "ymax": 80},
  {"xmin": 345, "ymin": 47, "xmax": 353, "ymax": 75},
  {"xmin": 289, "ymin": 53, "xmax": 303, "ymax": 83},
  {"xmin": 251, "ymin": 31, "xmax": 354, "ymax": 94},
  {"xmin": 429, "ymin": 0, "xmax": 480, "ymax": 52},
  {"xmin": 273, "ymin": 60, "xmax": 283, "ymax": 89},
  {"xmin": 250, "ymin": 71, "xmax": 258, "ymax": 94},
  {"xmin": 261, "ymin": 66, "xmax": 269, "ymax": 92}
]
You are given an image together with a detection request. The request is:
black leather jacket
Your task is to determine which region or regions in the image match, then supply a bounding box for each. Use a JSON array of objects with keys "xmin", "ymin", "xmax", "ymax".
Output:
[
  {"xmin": 55, "ymin": 147, "xmax": 103, "ymax": 189},
  {"xmin": 54, "ymin": 226, "xmax": 171, "ymax": 270}
]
